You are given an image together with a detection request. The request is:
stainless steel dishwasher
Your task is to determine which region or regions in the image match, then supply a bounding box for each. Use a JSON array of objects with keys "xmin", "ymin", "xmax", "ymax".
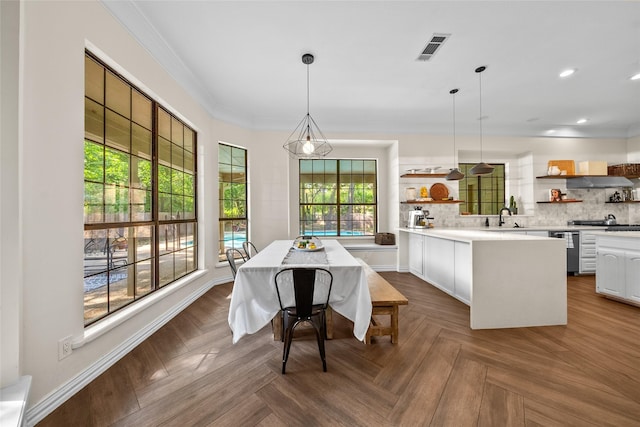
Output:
[{"xmin": 549, "ymin": 231, "xmax": 580, "ymax": 274}]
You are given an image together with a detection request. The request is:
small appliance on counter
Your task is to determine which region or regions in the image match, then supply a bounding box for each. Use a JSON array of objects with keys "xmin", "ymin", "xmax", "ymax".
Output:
[{"xmin": 407, "ymin": 207, "xmax": 434, "ymax": 228}]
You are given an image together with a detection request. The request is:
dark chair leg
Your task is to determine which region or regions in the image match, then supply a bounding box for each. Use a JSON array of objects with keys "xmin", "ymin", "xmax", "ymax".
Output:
[
  {"xmin": 313, "ymin": 317, "xmax": 327, "ymax": 372},
  {"xmin": 282, "ymin": 320, "xmax": 296, "ymax": 374}
]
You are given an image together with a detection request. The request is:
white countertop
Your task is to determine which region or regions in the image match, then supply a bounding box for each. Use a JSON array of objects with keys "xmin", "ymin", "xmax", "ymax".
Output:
[
  {"xmin": 401, "ymin": 225, "xmax": 607, "ymax": 233},
  {"xmin": 591, "ymin": 231, "xmax": 640, "ymax": 238},
  {"xmin": 400, "ymin": 228, "xmax": 553, "ymax": 243}
]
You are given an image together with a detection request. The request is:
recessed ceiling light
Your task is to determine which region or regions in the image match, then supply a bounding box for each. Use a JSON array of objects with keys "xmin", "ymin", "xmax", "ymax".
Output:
[
  {"xmin": 559, "ymin": 68, "xmax": 577, "ymax": 78},
  {"xmin": 577, "ymin": 118, "xmax": 588, "ymax": 124},
  {"xmin": 631, "ymin": 73, "xmax": 640, "ymax": 81}
]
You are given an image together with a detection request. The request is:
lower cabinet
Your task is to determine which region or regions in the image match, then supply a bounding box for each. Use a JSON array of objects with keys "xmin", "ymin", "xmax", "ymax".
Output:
[
  {"xmin": 422, "ymin": 236, "xmax": 471, "ymax": 305},
  {"xmin": 596, "ymin": 240, "xmax": 640, "ymax": 304},
  {"xmin": 408, "ymin": 233, "xmax": 424, "ymax": 277}
]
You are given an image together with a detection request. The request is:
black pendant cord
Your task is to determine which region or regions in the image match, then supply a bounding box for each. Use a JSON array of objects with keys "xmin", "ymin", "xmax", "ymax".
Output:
[
  {"xmin": 306, "ymin": 62, "xmax": 311, "ymax": 137},
  {"xmin": 452, "ymin": 89, "xmax": 457, "ymax": 164},
  {"xmin": 476, "ymin": 66, "xmax": 485, "ymax": 163}
]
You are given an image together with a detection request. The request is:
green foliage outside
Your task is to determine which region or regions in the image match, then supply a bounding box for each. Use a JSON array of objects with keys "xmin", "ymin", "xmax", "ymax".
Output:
[{"xmin": 84, "ymin": 140, "xmax": 195, "ymax": 221}]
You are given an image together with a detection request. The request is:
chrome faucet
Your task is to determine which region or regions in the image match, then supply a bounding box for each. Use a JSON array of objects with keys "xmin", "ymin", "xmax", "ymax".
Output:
[{"xmin": 498, "ymin": 206, "xmax": 512, "ymax": 226}]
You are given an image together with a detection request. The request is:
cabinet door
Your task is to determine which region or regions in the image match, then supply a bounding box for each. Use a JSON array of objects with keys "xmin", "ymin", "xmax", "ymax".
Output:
[
  {"xmin": 625, "ymin": 250, "xmax": 640, "ymax": 303},
  {"xmin": 596, "ymin": 249, "xmax": 625, "ymax": 296},
  {"xmin": 425, "ymin": 237, "xmax": 455, "ymax": 294},
  {"xmin": 454, "ymin": 241, "xmax": 471, "ymax": 304},
  {"xmin": 408, "ymin": 233, "xmax": 424, "ymax": 277}
]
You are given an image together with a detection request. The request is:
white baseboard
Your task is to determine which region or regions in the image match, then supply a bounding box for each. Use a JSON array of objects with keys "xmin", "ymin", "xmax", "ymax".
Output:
[
  {"xmin": 369, "ymin": 264, "xmax": 397, "ymax": 272},
  {"xmin": 25, "ymin": 276, "xmax": 231, "ymax": 426}
]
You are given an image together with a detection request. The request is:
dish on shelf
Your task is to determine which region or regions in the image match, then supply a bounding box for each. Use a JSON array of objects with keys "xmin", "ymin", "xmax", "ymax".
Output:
[
  {"xmin": 405, "ymin": 168, "xmax": 421, "ymax": 174},
  {"xmin": 429, "ymin": 183, "xmax": 449, "ymax": 200},
  {"xmin": 422, "ymin": 166, "xmax": 442, "ymax": 174}
]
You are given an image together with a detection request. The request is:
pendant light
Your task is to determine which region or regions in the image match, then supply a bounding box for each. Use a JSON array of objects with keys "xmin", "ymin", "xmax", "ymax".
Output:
[
  {"xmin": 446, "ymin": 88, "xmax": 464, "ymax": 181},
  {"xmin": 469, "ymin": 66, "xmax": 494, "ymax": 176},
  {"xmin": 283, "ymin": 53, "xmax": 332, "ymax": 158}
]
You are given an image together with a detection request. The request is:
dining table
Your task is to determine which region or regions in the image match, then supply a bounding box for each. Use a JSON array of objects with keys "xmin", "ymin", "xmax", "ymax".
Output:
[{"xmin": 228, "ymin": 239, "xmax": 372, "ymax": 344}]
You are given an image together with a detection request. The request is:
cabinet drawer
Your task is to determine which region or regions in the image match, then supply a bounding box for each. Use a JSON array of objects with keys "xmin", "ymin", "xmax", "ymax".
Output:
[
  {"xmin": 581, "ymin": 247, "xmax": 596, "ymax": 258},
  {"xmin": 581, "ymin": 234, "xmax": 597, "ymax": 244},
  {"xmin": 580, "ymin": 259, "xmax": 596, "ymax": 273}
]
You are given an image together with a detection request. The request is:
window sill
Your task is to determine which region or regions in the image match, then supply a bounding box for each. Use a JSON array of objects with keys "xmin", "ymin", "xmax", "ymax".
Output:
[{"xmin": 78, "ymin": 269, "xmax": 207, "ymax": 348}]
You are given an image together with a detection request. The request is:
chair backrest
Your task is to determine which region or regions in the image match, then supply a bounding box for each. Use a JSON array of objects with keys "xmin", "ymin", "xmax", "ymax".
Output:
[
  {"xmin": 242, "ymin": 241, "xmax": 259, "ymax": 259},
  {"xmin": 226, "ymin": 248, "xmax": 246, "ymax": 279},
  {"xmin": 274, "ymin": 268, "xmax": 333, "ymax": 318}
]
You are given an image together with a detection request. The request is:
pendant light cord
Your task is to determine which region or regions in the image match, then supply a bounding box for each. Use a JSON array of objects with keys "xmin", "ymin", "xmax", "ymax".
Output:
[
  {"xmin": 450, "ymin": 88, "xmax": 458, "ymax": 165},
  {"xmin": 478, "ymin": 69, "xmax": 483, "ymax": 163},
  {"xmin": 306, "ymin": 62, "xmax": 310, "ymax": 116}
]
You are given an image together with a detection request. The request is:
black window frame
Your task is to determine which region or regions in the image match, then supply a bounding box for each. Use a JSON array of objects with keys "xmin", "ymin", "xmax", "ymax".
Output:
[{"xmin": 83, "ymin": 50, "xmax": 198, "ymax": 326}]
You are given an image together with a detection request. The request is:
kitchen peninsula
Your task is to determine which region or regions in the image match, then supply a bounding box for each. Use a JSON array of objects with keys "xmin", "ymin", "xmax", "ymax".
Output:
[{"xmin": 400, "ymin": 228, "xmax": 567, "ymax": 329}]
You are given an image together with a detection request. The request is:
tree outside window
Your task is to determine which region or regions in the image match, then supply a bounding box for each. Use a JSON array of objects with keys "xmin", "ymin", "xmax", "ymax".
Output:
[
  {"xmin": 83, "ymin": 51, "xmax": 197, "ymax": 326},
  {"xmin": 299, "ymin": 159, "xmax": 377, "ymax": 236},
  {"xmin": 458, "ymin": 163, "xmax": 505, "ymax": 215},
  {"xmin": 218, "ymin": 143, "xmax": 247, "ymax": 261}
]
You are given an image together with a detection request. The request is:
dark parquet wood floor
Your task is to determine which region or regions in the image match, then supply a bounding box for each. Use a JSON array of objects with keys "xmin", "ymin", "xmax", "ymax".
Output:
[{"xmin": 39, "ymin": 273, "xmax": 640, "ymax": 426}]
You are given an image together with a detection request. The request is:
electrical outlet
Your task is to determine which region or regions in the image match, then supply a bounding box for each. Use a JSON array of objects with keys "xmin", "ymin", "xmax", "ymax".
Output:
[{"xmin": 58, "ymin": 336, "xmax": 73, "ymax": 360}]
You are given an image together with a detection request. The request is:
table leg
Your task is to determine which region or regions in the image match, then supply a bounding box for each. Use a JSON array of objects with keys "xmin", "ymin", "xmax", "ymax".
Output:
[
  {"xmin": 325, "ymin": 306, "xmax": 333, "ymax": 339},
  {"xmin": 272, "ymin": 313, "xmax": 282, "ymax": 341}
]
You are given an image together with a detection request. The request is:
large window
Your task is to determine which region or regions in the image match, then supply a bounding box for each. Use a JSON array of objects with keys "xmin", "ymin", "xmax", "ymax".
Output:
[
  {"xmin": 218, "ymin": 143, "xmax": 247, "ymax": 261},
  {"xmin": 458, "ymin": 163, "xmax": 505, "ymax": 215},
  {"xmin": 84, "ymin": 52, "xmax": 197, "ymax": 326},
  {"xmin": 299, "ymin": 159, "xmax": 377, "ymax": 236}
]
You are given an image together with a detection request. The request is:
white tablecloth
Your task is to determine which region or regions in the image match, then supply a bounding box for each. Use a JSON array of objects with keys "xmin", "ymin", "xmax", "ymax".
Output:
[{"xmin": 228, "ymin": 239, "xmax": 372, "ymax": 343}]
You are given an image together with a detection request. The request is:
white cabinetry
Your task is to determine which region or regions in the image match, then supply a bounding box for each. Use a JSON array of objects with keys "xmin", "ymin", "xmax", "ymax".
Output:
[
  {"xmin": 408, "ymin": 232, "xmax": 424, "ymax": 277},
  {"xmin": 580, "ymin": 231, "xmax": 597, "ymax": 274},
  {"xmin": 596, "ymin": 248, "xmax": 625, "ymax": 296},
  {"xmin": 596, "ymin": 234, "xmax": 640, "ymax": 305},
  {"xmin": 453, "ymin": 241, "xmax": 472, "ymax": 304},
  {"xmin": 424, "ymin": 236, "xmax": 455, "ymax": 294},
  {"xmin": 625, "ymin": 251, "xmax": 640, "ymax": 303},
  {"xmin": 399, "ymin": 229, "xmax": 567, "ymax": 329}
]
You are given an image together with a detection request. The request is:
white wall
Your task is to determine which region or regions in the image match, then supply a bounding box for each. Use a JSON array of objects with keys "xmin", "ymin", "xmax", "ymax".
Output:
[
  {"xmin": 18, "ymin": 0, "xmax": 223, "ymax": 413},
  {"xmin": 1, "ymin": 0, "xmax": 22, "ymax": 388}
]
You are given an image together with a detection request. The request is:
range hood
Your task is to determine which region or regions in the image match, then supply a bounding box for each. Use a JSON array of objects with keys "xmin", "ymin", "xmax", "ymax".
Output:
[{"xmin": 566, "ymin": 176, "xmax": 634, "ymax": 188}]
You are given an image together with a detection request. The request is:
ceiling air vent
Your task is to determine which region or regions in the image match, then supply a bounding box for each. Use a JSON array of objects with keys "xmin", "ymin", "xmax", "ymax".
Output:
[{"xmin": 417, "ymin": 33, "xmax": 451, "ymax": 61}]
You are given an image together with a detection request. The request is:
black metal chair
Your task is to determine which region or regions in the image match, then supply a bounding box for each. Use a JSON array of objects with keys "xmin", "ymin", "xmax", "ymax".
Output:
[
  {"xmin": 274, "ymin": 267, "xmax": 333, "ymax": 374},
  {"xmin": 242, "ymin": 241, "xmax": 259, "ymax": 259},
  {"xmin": 225, "ymin": 248, "xmax": 246, "ymax": 279}
]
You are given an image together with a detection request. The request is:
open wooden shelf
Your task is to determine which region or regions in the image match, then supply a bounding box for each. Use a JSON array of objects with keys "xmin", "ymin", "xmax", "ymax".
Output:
[
  {"xmin": 536, "ymin": 200, "xmax": 583, "ymax": 204},
  {"xmin": 402, "ymin": 200, "xmax": 463, "ymax": 204},
  {"xmin": 401, "ymin": 173, "xmax": 448, "ymax": 178}
]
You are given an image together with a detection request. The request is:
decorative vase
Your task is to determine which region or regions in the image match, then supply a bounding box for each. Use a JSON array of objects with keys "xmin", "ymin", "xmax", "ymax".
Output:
[{"xmin": 405, "ymin": 187, "xmax": 417, "ymax": 201}]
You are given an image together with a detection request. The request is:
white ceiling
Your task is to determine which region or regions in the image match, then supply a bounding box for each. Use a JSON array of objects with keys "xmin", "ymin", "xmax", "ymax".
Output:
[{"xmin": 101, "ymin": 1, "xmax": 640, "ymax": 139}]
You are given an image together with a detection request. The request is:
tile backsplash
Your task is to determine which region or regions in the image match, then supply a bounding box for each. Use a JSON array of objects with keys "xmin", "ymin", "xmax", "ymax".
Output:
[{"xmin": 399, "ymin": 187, "xmax": 640, "ymax": 228}]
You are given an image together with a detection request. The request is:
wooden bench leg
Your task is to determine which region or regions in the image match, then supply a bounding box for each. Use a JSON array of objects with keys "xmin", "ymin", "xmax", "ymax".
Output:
[
  {"xmin": 391, "ymin": 304, "xmax": 399, "ymax": 344},
  {"xmin": 325, "ymin": 306, "xmax": 333, "ymax": 340},
  {"xmin": 272, "ymin": 313, "xmax": 282, "ymax": 341}
]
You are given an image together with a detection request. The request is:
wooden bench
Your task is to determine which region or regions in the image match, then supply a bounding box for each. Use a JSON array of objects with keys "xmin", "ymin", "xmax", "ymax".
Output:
[
  {"xmin": 357, "ymin": 259, "xmax": 408, "ymax": 344},
  {"xmin": 271, "ymin": 260, "xmax": 408, "ymax": 344}
]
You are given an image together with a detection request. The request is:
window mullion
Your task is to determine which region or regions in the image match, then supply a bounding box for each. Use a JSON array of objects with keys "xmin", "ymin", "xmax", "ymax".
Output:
[{"xmin": 152, "ymin": 102, "xmax": 159, "ymax": 291}]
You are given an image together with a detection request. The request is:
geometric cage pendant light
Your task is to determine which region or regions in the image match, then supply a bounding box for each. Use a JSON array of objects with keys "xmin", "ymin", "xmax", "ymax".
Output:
[
  {"xmin": 445, "ymin": 88, "xmax": 464, "ymax": 181},
  {"xmin": 283, "ymin": 53, "xmax": 333, "ymax": 158},
  {"xmin": 469, "ymin": 65, "xmax": 494, "ymax": 176}
]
